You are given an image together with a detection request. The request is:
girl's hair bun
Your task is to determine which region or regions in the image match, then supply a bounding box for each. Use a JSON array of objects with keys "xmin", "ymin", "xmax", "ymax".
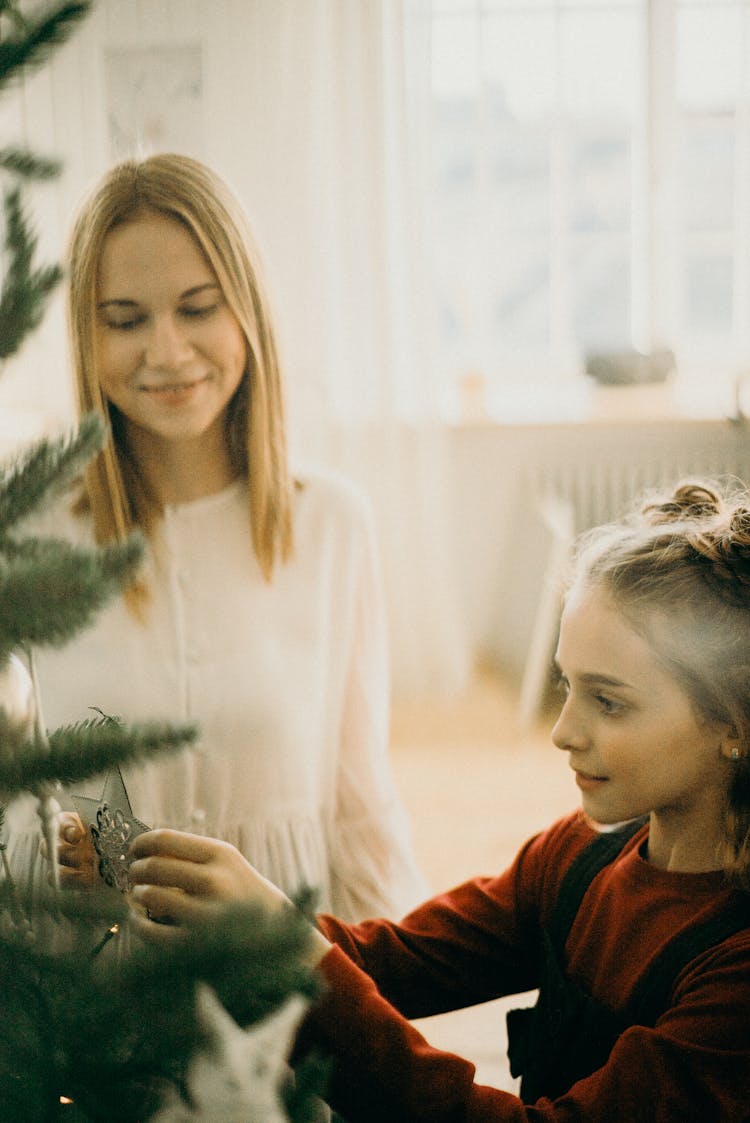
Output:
[{"xmin": 641, "ymin": 482, "xmax": 722, "ymax": 526}]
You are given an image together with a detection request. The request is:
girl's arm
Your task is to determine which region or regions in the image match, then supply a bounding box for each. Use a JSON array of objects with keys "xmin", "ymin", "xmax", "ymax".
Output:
[
  {"xmin": 301, "ymin": 933, "xmax": 750, "ymax": 1123},
  {"xmin": 129, "ymin": 828, "xmax": 750, "ymax": 1123}
]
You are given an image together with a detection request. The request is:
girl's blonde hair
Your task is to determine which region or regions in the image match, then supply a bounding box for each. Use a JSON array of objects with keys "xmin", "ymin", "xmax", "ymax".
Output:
[
  {"xmin": 68, "ymin": 153, "xmax": 293, "ymax": 583},
  {"xmin": 571, "ymin": 480, "xmax": 750, "ymax": 889}
]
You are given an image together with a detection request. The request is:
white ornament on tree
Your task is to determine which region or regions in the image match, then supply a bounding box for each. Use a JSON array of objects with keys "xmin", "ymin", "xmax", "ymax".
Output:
[
  {"xmin": 150, "ymin": 984, "xmax": 309, "ymax": 1122},
  {"xmin": 0, "ymin": 652, "xmax": 35, "ymax": 741}
]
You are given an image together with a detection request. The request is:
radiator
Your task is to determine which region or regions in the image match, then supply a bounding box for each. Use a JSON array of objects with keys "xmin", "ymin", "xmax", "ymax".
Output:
[{"xmin": 525, "ymin": 419, "xmax": 750, "ymax": 532}]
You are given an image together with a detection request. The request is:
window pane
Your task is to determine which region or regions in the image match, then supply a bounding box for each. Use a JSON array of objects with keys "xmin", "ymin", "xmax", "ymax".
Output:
[
  {"xmin": 680, "ymin": 113, "xmax": 735, "ymax": 231},
  {"xmin": 570, "ymin": 124, "xmax": 632, "ymax": 233},
  {"xmin": 432, "ymin": 11, "xmax": 479, "ymax": 99},
  {"xmin": 685, "ymin": 250, "xmax": 733, "ymax": 334},
  {"xmin": 676, "ymin": 3, "xmax": 744, "ymax": 109},
  {"xmin": 482, "ymin": 11, "xmax": 556, "ymax": 119},
  {"xmin": 490, "ymin": 121, "xmax": 550, "ymax": 233},
  {"xmin": 488, "ymin": 234, "xmax": 551, "ymax": 349},
  {"xmin": 433, "ymin": 95, "xmax": 478, "ymax": 193},
  {"xmin": 560, "ymin": 8, "xmax": 642, "ymax": 118},
  {"xmin": 571, "ymin": 234, "xmax": 631, "ymax": 351}
]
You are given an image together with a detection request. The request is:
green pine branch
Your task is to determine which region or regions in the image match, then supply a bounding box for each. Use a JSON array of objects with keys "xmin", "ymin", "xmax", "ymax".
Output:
[
  {"xmin": 0, "ymin": 3, "xmax": 91, "ymax": 93},
  {"xmin": 0, "ymin": 532, "xmax": 144, "ymax": 655},
  {"xmin": 0, "ymin": 186, "xmax": 62, "ymax": 359},
  {"xmin": 127, "ymin": 893, "xmax": 321, "ymax": 1030},
  {"xmin": 0, "ymin": 896, "xmax": 322, "ymax": 1122},
  {"xmin": 0, "ymin": 145, "xmax": 60, "ymax": 179},
  {"xmin": 0, "ymin": 412, "xmax": 105, "ymax": 537},
  {"xmin": 0, "ymin": 716, "xmax": 198, "ymax": 794}
]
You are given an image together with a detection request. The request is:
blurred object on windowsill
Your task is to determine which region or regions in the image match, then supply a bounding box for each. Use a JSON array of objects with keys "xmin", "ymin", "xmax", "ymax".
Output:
[
  {"xmin": 585, "ymin": 347, "xmax": 676, "ymax": 386},
  {"xmin": 730, "ymin": 369, "xmax": 750, "ymax": 424},
  {"xmin": 588, "ymin": 379, "xmax": 678, "ymax": 422},
  {"xmin": 458, "ymin": 370, "xmax": 488, "ymax": 422}
]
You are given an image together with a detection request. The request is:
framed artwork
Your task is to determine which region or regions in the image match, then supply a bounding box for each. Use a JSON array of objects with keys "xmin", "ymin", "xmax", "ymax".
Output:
[{"xmin": 105, "ymin": 44, "xmax": 203, "ymax": 159}]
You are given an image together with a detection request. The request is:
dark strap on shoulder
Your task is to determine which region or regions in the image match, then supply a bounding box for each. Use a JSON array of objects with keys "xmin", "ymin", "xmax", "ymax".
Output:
[
  {"xmin": 508, "ymin": 820, "xmax": 750, "ymax": 1102},
  {"xmin": 548, "ymin": 818, "xmax": 646, "ymax": 950},
  {"xmin": 628, "ymin": 893, "xmax": 750, "ymax": 1026}
]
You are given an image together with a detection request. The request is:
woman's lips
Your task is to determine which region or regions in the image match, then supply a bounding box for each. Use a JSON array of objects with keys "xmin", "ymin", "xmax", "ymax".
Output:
[{"xmin": 140, "ymin": 376, "xmax": 208, "ymax": 401}]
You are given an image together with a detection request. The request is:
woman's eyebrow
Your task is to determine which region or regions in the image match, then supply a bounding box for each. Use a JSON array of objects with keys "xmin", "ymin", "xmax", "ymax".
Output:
[
  {"xmin": 97, "ymin": 283, "xmax": 221, "ymax": 311},
  {"xmin": 180, "ymin": 283, "xmax": 221, "ymax": 299},
  {"xmin": 97, "ymin": 298, "xmax": 139, "ymax": 310}
]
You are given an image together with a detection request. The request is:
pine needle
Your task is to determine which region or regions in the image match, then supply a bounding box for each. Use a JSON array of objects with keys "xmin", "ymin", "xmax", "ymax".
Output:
[
  {"xmin": 0, "ymin": 533, "xmax": 144, "ymax": 653},
  {"xmin": 0, "ymin": 412, "xmax": 105, "ymax": 535},
  {"xmin": 0, "ymin": 186, "xmax": 62, "ymax": 358},
  {"xmin": 0, "ymin": 718, "xmax": 198, "ymax": 793},
  {"xmin": 0, "ymin": 146, "xmax": 60, "ymax": 180},
  {"xmin": 0, "ymin": 3, "xmax": 91, "ymax": 93}
]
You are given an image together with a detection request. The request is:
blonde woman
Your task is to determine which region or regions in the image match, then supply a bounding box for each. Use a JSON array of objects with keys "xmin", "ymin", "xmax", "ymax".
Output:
[{"xmin": 15, "ymin": 154, "xmax": 424, "ymax": 922}]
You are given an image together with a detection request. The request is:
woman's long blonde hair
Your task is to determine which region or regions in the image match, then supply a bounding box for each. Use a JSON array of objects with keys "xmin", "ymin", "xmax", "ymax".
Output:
[{"xmin": 68, "ymin": 153, "xmax": 293, "ymax": 584}]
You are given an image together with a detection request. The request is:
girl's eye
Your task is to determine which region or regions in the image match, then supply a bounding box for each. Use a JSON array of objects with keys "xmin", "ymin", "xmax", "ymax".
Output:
[
  {"xmin": 554, "ymin": 673, "xmax": 570, "ymax": 698},
  {"xmin": 594, "ymin": 693, "xmax": 623, "ymax": 716}
]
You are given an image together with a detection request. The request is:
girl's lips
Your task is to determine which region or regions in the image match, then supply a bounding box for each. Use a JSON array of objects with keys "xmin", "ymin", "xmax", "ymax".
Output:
[{"xmin": 574, "ymin": 770, "xmax": 609, "ymax": 791}]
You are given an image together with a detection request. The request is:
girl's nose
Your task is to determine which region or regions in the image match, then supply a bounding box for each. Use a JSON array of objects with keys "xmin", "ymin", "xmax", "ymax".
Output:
[
  {"xmin": 551, "ymin": 695, "xmax": 588, "ymax": 754},
  {"xmin": 145, "ymin": 315, "xmax": 193, "ymax": 371}
]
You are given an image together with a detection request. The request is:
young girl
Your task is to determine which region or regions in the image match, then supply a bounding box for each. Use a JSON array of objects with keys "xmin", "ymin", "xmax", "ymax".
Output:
[
  {"xmin": 8, "ymin": 153, "xmax": 424, "ymax": 924},
  {"xmin": 128, "ymin": 479, "xmax": 750, "ymax": 1120}
]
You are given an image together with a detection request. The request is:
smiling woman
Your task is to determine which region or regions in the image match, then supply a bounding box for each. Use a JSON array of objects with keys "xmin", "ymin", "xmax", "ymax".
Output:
[
  {"xmin": 6, "ymin": 153, "xmax": 425, "ymax": 929},
  {"xmin": 95, "ymin": 211, "xmax": 247, "ymax": 502}
]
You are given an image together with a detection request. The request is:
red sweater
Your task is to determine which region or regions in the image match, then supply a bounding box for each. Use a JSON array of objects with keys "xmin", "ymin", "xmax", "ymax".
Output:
[{"xmin": 296, "ymin": 811, "xmax": 750, "ymax": 1121}]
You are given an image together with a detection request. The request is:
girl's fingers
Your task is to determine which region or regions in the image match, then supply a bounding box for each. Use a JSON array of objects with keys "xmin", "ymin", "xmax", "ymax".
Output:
[
  {"xmin": 129, "ymin": 854, "xmax": 216, "ymax": 896},
  {"xmin": 130, "ymin": 829, "xmax": 221, "ymax": 864},
  {"xmin": 129, "ymin": 883, "xmax": 220, "ymax": 941},
  {"xmin": 129, "ymin": 829, "xmax": 290, "ymax": 912}
]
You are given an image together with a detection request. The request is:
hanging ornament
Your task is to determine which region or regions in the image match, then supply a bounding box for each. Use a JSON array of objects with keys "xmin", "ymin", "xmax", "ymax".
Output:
[
  {"xmin": 0, "ymin": 652, "xmax": 35, "ymax": 746},
  {"xmin": 150, "ymin": 985, "xmax": 308, "ymax": 1122}
]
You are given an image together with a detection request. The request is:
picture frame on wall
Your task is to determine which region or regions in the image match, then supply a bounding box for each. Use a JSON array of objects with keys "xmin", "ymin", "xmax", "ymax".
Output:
[{"xmin": 104, "ymin": 44, "xmax": 203, "ymax": 159}]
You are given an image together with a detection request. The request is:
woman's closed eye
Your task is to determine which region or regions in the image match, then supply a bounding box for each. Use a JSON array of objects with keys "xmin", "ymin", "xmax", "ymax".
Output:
[
  {"xmin": 101, "ymin": 312, "xmax": 147, "ymax": 331},
  {"xmin": 179, "ymin": 301, "xmax": 221, "ymax": 320}
]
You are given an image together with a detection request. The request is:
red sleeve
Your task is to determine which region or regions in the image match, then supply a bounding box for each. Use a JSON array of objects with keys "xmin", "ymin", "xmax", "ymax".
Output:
[
  {"xmin": 298, "ymin": 933, "xmax": 750, "ymax": 1123},
  {"xmin": 312, "ymin": 812, "xmax": 592, "ymax": 1019},
  {"xmin": 292, "ymin": 813, "xmax": 750, "ymax": 1122}
]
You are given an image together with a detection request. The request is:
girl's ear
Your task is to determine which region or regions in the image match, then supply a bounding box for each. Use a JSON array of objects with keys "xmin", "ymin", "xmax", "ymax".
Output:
[{"xmin": 719, "ymin": 727, "xmax": 744, "ymax": 762}]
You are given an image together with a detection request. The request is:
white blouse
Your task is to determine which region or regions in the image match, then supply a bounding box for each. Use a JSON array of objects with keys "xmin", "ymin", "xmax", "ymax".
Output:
[{"xmin": 8, "ymin": 471, "xmax": 425, "ymax": 921}]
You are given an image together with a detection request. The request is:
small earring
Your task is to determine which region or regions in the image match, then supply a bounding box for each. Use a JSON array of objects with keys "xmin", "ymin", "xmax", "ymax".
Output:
[{"xmin": 732, "ymin": 747, "xmax": 741, "ymax": 762}]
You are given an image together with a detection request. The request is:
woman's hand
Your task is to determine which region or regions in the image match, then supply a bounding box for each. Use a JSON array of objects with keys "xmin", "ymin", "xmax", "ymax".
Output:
[
  {"xmin": 39, "ymin": 811, "xmax": 98, "ymax": 889},
  {"xmin": 127, "ymin": 829, "xmax": 290, "ymax": 941}
]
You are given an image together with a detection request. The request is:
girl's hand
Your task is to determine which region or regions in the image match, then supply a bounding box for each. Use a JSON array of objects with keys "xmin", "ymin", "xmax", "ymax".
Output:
[
  {"xmin": 39, "ymin": 811, "xmax": 98, "ymax": 889},
  {"xmin": 127, "ymin": 829, "xmax": 290, "ymax": 941}
]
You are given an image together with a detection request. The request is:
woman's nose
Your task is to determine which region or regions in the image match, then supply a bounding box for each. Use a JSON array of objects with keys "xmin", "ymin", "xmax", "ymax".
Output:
[{"xmin": 145, "ymin": 315, "xmax": 193, "ymax": 370}]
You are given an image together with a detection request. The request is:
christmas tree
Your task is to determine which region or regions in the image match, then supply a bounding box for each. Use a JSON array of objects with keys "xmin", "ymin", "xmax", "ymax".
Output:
[{"xmin": 0, "ymin": 5, "xmax": 324, "ymax": 1119}]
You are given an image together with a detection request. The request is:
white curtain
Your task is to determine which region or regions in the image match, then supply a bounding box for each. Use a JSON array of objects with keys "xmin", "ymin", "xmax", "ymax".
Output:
[{"xmin": 213, "ymin": 0, "xmax": 470, "ymax": 699}]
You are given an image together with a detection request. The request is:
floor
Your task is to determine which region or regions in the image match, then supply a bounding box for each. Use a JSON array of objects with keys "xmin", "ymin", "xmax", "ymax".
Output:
[{"xmin": 388, "ymin": 667, "xmax": 575, "ymax": 1091}]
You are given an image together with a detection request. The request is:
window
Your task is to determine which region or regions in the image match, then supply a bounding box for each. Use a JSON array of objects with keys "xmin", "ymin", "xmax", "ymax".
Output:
[{"xmin": 428, "ymin": 0, "xmax": 750, "ymax": 418}]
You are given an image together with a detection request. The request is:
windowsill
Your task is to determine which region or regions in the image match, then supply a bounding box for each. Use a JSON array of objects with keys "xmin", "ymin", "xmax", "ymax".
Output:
[{"xmin": 446, "ymin": 374, "xmax": 741, "ymax": 429}]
